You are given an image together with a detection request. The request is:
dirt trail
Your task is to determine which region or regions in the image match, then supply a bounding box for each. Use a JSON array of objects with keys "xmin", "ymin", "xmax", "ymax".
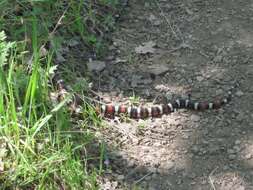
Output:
[{"xmin": 95, "ymin": 0, "xmax": 253, "ymax": 189}]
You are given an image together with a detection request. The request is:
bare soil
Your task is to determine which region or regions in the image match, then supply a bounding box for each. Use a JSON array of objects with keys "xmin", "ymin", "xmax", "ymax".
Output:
[{"xmin": 88, "ymin": 0, "xmax": 253, "ymax": 189}]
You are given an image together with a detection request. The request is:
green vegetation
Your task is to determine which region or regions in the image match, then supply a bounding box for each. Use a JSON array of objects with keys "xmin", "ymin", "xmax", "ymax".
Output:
[
  {"xmin": 0, "ymin": 0, "xmax": 122, "ymax": 189},
  {"xmin": 129, "ymin": 93, "xmax": 141, "ymax": 106}
]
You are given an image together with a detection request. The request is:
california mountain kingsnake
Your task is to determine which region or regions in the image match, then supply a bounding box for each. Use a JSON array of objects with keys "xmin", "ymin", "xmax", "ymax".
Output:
[{"xmin": 53, "ymin": 74, "xmax": 233, "ymax": 120}]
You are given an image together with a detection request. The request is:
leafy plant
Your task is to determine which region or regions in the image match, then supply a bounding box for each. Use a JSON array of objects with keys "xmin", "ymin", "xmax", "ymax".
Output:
[
  {"xmin": 0, "ymin": 0, "xmax": 126, "ymax": 188},
  {"xmin": 0, "ymin": 28, "xmax": 98, "ymax": 189}
]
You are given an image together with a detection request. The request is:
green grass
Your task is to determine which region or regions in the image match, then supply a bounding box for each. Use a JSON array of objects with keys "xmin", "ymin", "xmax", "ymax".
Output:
[
  {"xmin": 0, "ymin": 29, "xmax": 98, "ymax": 189},
  {"xmin": 0, "ymin": 0, "xmax": 122, "ymax": 189},
  {"xmin": 0, "ymin": 0, "xmax": 120, "ymax": 55}
]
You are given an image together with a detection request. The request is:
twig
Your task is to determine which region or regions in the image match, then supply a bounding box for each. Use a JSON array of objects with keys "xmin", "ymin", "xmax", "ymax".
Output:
[
  {"xmin": 168, "ymin": 42, "xmax": 193, "ymax": 53},
  {"xmin": 209, "ymin": 166, "xmax": 218, "ymax": 190},
  {"xmin": 81, "ymin": 94, "xmax": 107, "ymax": 106},
  {"xmin": 154, "ymin": 0, "xmax": 182, "ymax": 41},
  {"xmin": 27, "ymin": 6, "xmax": 69, "ymax": 71},
  {"xmin": 134, "ymin": 171, "xmax": 153, "ymax": 185},
  {"xmin": 40, "ymin": 6, "xmax": 69, "ymax": 51}
]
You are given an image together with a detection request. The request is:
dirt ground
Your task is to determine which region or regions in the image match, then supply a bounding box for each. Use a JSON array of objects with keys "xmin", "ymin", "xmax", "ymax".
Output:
[{"xmin": 86, "ymin": 0, "xmax": 253, "ymax": 189}]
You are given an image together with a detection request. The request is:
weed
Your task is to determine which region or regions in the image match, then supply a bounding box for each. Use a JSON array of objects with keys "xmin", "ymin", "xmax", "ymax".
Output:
[
  {"xmin": 129, "ymin": 94, "xmax": 141, "ymax": 106},
  {"xmin": 0, "ymin": 29, "xmax": 101, "ymax": 189},
  {"xmin": 0, "ymin": 0, "xmax": 125, "ymax": 188},
  {"xmin": 137, "ymin": 123, "xmax": 146, "ymax": 129}
]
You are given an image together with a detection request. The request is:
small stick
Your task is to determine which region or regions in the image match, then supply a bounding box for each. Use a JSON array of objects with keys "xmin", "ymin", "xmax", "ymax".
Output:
[
  {"xmin": 154, "ymin": 0, "xmax": 181, "ymax": 41},
  {"xmin": 209, "ymin": 166, "xmax": 218, "ymax": 190},
  {"xmin": 134, "ymin": 171, "xmax": 153, "ymax": 185}
]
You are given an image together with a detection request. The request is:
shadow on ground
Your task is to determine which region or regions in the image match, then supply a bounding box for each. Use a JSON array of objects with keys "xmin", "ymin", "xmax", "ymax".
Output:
[{"xmin": 69, "ymin": 0, "xmax": 253, "ymax": 189}]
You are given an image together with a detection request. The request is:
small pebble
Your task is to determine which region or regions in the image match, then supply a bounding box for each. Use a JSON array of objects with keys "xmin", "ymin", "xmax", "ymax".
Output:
[
  {"xmin": 235, "ymin": 90, "xmax": 244, "ymax": 97},
  {"xmin": 190, "ymin": 114, "xmax": 201, "ymax": 122},
  {"xmin": 228, "ymin": 154, "xmax": 236, "ymax": 160},
  {"xmin": 116, "ymin": 174, "xmax": 125, "ymax": 181},
  {"xmin": 235, "ymin": 140, "xmax": 241, "ymax": 145},
  {"xmin": 245, "ymin": 154, "xmax": 252, "ymax": 159}
]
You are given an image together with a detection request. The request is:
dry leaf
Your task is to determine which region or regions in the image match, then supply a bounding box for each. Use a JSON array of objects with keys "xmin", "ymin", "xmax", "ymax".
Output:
[{"xmin": 135, "ymin": 41, "xmax": 156, "ymax": 54}]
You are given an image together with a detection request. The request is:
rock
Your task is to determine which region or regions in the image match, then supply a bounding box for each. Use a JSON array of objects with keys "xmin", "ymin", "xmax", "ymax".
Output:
[
  {"xmin": 158, "ymin": 161, "xmax": 175, "ymax": 174},
  {"xmin": 130, "ymin": 74, "xmax": 152, "ymax": 87},
  {"xmin": 115, "ymin": 58, "xmax": 127, "ymax": 64},
  {"xmin": 236, "ymin": 113, "xmax": 244, "ymax": 121},
  {"xmin": 227, "ymin": 149, "xmax": 236, "ymax": 154},
  {"xmin": 127, "ymin": 159, "xmax": 136, "ymax": 168},
  {"xmin": 148, "ymin": 14, "xmax": 156, "ymax": 22},
  {"xmin": 223, "ymin": 165, "xmax": 229, "ymax": 171},
  {"xmin": 154, "ymin": 20, "xmax": 162, "ymax": 26},
  {"xmin": 116, "ymin": 174, "xmax": 125, "ymax": 181},
  {"xmin": 189, "ymin": 172, "xmax": 197, "ymax": 179},
  {"xmin": 216, "ymin": 88, "xmax": 223, "ymax": 95},
  {"xmin": 213, "ymin": 55, "xmax": 223, "ymax": 62},
  {"xmin": 235, "ymin": 140, "xmax": 241, "ymax": 145},
  {"xmin": 144, "ymin": 2, "xmax": 150, "ymax": 8},
  {"xmin": 148, "ymin": 14, "xmax": 162, "ymax": 26},
  {"xmin": 182, "ymin": 133, "xmax": 190, "ymax": 139},
  {"xmin": 235, "ymin": 90, "xmax": 244, "ymax": 97},
  {"xmin": 196, "ymin": 76, "xmax": 204, "ymax": 82},
  {"xmin": 208, "ymin": 145, "xmax": 220, "ymax": 155},
  {"xmin": 228, "ymin": 154, "xmax": 236, "ymax": 160},
  {"xmin": 245, "ymin": 154, "xmax": 252, "ymax": 159},
  {"xmin": 87, "ymin": 60, "xmax": 106, "ymax": 72},
  {"xmin": 191, "ymin": 145, "xmax": 199, "ymax": 153},
  {"xmin": 164, "ymin": 161, "xmax": 174, "ymax": 170},
  {"xmin": 233, "ymin": 145, "xmax": 241, "ymax": 153},
  {"xmin": 190, "ymin": 114, "xmax": 201, "ymax": 122},
  {"xmin": 147, "ymin": 64, "xmax": 170, "ymax": 76},
  {"xmin": 177, "ymin": 178, "xmax": 183, "ymax": 185},
  {"xmin": 148, "ymin": 166, "xmax": 157, "ymax": 173}
]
